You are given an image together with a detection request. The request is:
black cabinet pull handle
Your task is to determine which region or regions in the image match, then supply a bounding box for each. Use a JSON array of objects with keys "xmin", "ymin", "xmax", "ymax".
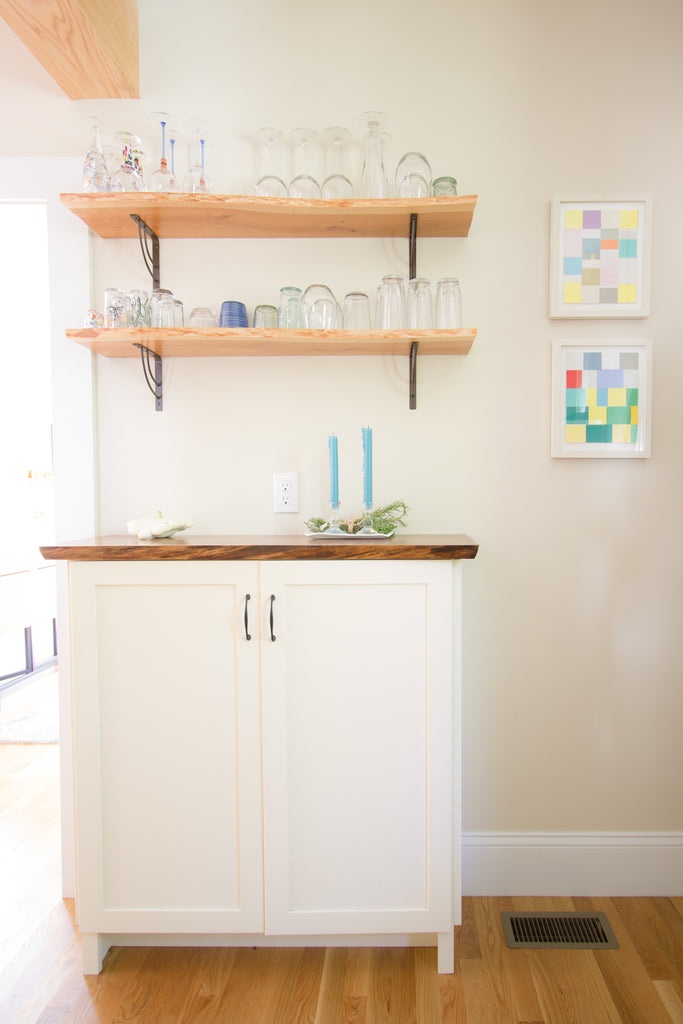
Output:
[
  {"xmin": 244, "ymin": 593, "xmax": 252, "ymax": 641},
  {"xmin": 269, "ymin": 594, "xmax": 276, "ymax": 642}
]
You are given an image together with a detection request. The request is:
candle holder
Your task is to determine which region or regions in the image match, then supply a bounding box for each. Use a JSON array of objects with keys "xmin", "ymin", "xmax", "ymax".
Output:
[
  {"xmin": 355, "ymin": 503, "xmax": 381, "ymax": 536},
  {"xmin": 325, "ymin": 502, "xmax": 346, "ymax": 535}
]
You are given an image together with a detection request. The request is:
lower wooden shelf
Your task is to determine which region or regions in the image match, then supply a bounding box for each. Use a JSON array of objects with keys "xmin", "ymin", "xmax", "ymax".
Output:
[{"xmin": 66, "ymin": 327, "xmax": 477, "ymax": 358}]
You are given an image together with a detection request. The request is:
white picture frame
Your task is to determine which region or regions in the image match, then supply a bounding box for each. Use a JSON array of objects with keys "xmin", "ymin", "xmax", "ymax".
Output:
[
  {"xmin": 549, "ymin": 195, "xmax": 652, "ymax": 318},
  {"xmin": 551, "ymin": 338, "xmax": 653, "ymax": 458}
]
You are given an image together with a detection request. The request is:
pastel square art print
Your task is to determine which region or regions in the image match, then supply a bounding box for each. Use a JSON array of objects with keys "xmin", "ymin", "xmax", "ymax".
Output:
[
  {"xmin": 551, "ymin": 339, "xmax": 652, "ymax": 457},
  {"xmin": 549, "ymin": 196, "xmax": 652, "ymax": 318}
]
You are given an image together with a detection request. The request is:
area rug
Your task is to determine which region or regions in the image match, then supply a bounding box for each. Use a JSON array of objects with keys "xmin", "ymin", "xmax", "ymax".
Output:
[{"xmin": 0, "ymin": 669, "xmax": 59, "ymax": 744}]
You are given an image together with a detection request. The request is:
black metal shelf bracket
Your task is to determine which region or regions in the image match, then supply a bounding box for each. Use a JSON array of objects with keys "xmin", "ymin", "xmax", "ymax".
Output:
[
  {"xmin": 130, "ymin": 214, "xmax": 160, "ymax": 290},
  {"xmin": 409, "ymin": 212, "xmax": 418, "ymax": 410},
  {"xmin": 134, "ymin": 343, "xmax": 163, "ymax": 411}
]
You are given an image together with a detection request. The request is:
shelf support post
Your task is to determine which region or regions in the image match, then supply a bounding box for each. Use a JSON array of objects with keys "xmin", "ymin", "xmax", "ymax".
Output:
[
  {"xmin": 409, "ymin": 340, "xmax": 418, "ymax": 410},
  {"xmin": 134, "ymin": 343, "xmax": 163, "ymax": 411},
  {"xmin": 409, "ymin": 213, "xmax": 418, "ymax": 408},
  {"xmin": 130, "ymin": 214, "xmax": 160, "ymax": 290}
]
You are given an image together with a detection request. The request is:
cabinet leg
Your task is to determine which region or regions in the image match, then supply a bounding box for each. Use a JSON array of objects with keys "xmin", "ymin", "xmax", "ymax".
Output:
[
  {"xmin": 81, "ymin": 933, "xmax": 111, "ymax": 975},
  {"xmin": 437, "ymin": 929, "xmax": 455, "ymax": 974}
]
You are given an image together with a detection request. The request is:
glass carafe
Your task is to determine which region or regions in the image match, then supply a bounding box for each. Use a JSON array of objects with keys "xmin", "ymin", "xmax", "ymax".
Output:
[{"xmin": 360, "ymin": 111, "xmax": 390, "ymax": 198}]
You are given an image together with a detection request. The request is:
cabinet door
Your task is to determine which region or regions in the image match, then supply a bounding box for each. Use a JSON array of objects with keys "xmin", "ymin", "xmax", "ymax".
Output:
[
  {"xmin": 260, "ymin": 560, "xmax": 456, "ymax": 936},
  {"xmin": 69, "ymin": 561, "xmax": 262, "ymax": 934}
]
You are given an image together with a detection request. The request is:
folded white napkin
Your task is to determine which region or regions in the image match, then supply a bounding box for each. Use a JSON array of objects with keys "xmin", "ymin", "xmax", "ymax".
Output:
[{"xmin": 126, "ymin": 512, "xmax": 192, "ymax": 540}]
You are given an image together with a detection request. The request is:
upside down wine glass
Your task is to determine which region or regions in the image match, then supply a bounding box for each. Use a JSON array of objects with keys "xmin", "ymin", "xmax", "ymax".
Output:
[
  {"xmin": 81, "ymin": 117, "xmax": 110, "ymax": 192},
  {"xmin": 321, "ymin": 127, "xmax": 354, "ymax": 199},
  {"xmin": 254, "ymin": 127, "xmax": 288, "ymax": 197},
  {"xmin": 289, "ymin": 127, "xmax": 321, "ymax": 199},
  {"xmin": 150, "ymin": 114, "xmax": 176, "ymax": 192},
  {"xmin": 183, "ymin": 122, "xmax": 212, "ymax": 194}
]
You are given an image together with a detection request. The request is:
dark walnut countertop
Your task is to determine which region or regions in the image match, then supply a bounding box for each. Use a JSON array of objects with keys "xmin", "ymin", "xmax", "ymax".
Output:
[{"xmin": 40, "ymin": 534, "xmax": 478, "ymax": 562}]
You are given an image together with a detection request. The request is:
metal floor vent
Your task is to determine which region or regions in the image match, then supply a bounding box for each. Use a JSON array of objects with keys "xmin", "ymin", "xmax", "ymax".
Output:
[{"xmin": 501, "ymin": 911, "xmax": 619, "ymax": 949}]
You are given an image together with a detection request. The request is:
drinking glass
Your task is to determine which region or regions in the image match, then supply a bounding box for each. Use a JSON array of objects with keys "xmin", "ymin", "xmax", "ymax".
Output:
[
  {"xmin": 183, "ymin": 121, "xmax": 212, "ymax": 194},
  {"xmin": 407, "ymin": 278, "xmax": 433, "ymax": 328},
  {"xmin": 433, "ymin": 176, "xmax": 458, "ymax": 196},
  {"xmin": 360, "ymin": 111, "xmax": 390, "ymax": 197},
  {"xmin": 173, "ymin": 300, "xmax": 184, "ymax": 327},
  {"xmin": 110, "ymin": 131, "xmax": 146, "ymax": 191},
  {"xmin": 289, "ymin": 128, "xmax": 321, "ymax": 198},
  {"xmin": 321, "ymin": 127, "xmax": 354, "ymax": 199},
  {"xmin": 252, "ymin": 304, "xmax": 279, "ymax": 328},
  {"xmin": 151, "ymin": 289, "xmax": 175, "ymax": 327},
  {"xmin": 301, "ymin": 284, "xmax": 341, "ymax": 328},
  {"xmin": 435, "ymin": 278, "xmax": 462, "ymax": 328},
  {"xmin": 129, "ymin": 289, "xmax": 151, "ymax": 326},
  {"xmin": 188, "ymin": 307, "xmax": 217, "ymax": 327},
  {"xmin": 342, "ymin": 292, "xmax": 371, "ymax": 329},
  {"xmin": 278, "ymin": 287, "xmax": 304, "ymax": 328},
  {"xmin": 104, "ymin": 288, "xmax": 131, "ymax": 328},
  {"xmin": 150, "ymin": 113, "xmax": 176, "ymax": 192},
  {"xmin": 396, "ymin": 152, "xmax": 432, "ymax": 198},
  {"xmin": 254, "ymin": 127, "xmax": 288, "ymax": 197},
  {"xmin": 376, "ymin": 275, "xmax": 406, "ymax": 328},
  {"xmin": 81, "ymin": 117, "xmax": 110, "ymax": 192}
]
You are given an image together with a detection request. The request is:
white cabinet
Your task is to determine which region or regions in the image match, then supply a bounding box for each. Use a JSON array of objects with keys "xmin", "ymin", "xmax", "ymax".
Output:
[{"xmin": 68, "ymin": 558, "xmax": 461, "ymax": 974}]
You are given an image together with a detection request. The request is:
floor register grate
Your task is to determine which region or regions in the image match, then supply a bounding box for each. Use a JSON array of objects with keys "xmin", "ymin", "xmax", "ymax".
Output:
[{"xmin": 501, "ymin": 911, "xmax": 620, "ymax": 949}]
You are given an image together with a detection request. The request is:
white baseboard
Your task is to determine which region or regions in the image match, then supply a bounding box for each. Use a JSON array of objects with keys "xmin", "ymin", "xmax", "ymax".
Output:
[{"xmin": 462, "ymin": 832, "xmax": 683, "ymax": 896}]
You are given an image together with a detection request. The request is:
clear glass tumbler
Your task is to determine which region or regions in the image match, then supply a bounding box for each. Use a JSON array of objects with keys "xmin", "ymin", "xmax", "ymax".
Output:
[
  {"xmin": 435, "ymin": 278, "xmax": 462, "ymax": 328},
  {"xmin": 278, "ymin": 287, "xmax": 304, "ymax": 328},
  {"xmin": 376, "ymin": 275, "xmax": 407, "ymax": 328},
  {"xmin": 104, "ymin": 288, "xmax": 131, "ymax": 328},
  {"xmin": 407, "ymin": 278, "xmax": 433, "ymax": 328},
  {"xmin": 342, "ymin": 292, "xmax": 372, "ymax": 329},
  {"xmin": 395, "ymin": 152, "xmax": 432, "ymax": 198}
]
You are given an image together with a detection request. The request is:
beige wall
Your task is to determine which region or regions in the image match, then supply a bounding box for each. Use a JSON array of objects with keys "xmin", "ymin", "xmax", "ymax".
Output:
[{"xmin": 2, "ymin": 0, "xmax": 682, "ymax": 844}]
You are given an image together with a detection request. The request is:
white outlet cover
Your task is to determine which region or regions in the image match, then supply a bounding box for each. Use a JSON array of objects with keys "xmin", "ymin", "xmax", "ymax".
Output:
[{"xmin": 273, "ymin": 472, "xmax": 298, "ymax": 513}]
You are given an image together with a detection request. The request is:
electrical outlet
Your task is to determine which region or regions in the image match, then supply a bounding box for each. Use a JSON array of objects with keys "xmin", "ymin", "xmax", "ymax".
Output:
[{"xmin": 273, "ymin": 472, "xmax": 299, "ymax": 513}]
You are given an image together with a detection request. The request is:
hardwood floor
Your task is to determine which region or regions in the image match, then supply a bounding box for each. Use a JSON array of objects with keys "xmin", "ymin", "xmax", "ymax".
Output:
[{"xmin": 1, "ymin": 744, "xmax": 681, "ymax": 1024}]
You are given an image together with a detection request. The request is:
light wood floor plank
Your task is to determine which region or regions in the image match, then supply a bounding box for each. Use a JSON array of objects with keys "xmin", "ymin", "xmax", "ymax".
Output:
[{"xmin": 653, "ymin": 980, "xmax": 683, "ymax": 1024}]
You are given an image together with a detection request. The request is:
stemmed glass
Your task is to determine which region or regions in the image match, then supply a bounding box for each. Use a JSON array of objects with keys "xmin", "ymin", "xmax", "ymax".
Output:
[
  {"xmin": 182, "ymin": 121, "xmax": 212, "ymax": 194},
  {"xmin": 360, "ymin": 111, "xmax": 390, "ymax": 197},
  {"xmin": 81, "ymin": 117, "xmax": 110, "ymax": 192},
  {"xmin": 110, "ymin": 130, "xmax": 146, "ymax": 191},
  {"xmin": 150, "ymin": 113, "xmax": 176, "ymax": 192},
  {"xmin": 321, "ymin": 127, "xmax": 354, "ymax": 199},
  {"xmin": 254, "ymin": 127, "xmax": 288, "ymax": 197},
  {"xmin": 289, "ymin": 128, "xmax": 321, "ymax": 198}
]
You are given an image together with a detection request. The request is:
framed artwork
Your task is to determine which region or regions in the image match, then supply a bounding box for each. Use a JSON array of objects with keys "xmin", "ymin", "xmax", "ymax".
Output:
[
  {"xmin": 549, "ymin": 195, "xmax": 652, "ymax": 318},
  {"xmin": 551, "ymin": 338, "xmax": 652, "ymax": 458}
]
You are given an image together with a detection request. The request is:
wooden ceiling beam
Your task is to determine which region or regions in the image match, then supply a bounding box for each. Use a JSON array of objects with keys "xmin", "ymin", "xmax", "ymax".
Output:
[{"xmin": 0, "ymin": 0, "xmax": 139, "ymax": 99}]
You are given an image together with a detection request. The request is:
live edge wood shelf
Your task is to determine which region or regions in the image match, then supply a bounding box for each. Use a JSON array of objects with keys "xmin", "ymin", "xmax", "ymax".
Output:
[{"xmin": 60, "ymin": 192, "xmax": 478, "ymax": 406}]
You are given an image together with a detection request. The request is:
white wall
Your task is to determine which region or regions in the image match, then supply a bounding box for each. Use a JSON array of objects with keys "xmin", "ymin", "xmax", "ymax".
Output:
[{"xmin": 1, "ymin": 0, "xmax": 681, "ymax": 885}]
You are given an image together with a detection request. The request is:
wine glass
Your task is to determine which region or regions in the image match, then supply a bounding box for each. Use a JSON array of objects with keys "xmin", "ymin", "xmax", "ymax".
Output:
[
  {"xmin": 321, "ymin": 127, "xmax": 354, "ymax": 199},
  {"xmin": 150, "ymin": 113, "xmax": 176, "ymax": 192},
  {"xmin": 81, "ymin": 117, "xmax": 110, "ymax": 192},
  {"xmin": 254, "ymin": 127, "xmax": 288, "ymax": 197},
  {"xmin": 360, "ymin": 111, "xmax": 390, "ymax": 197},
  {"xmin": 183, "ymin": 120, "xmax": 213, "ymax": 194},
  {"xmin": 110, "ymin": 130, "xmax": 146, "ymax": 191},
  {"xmin": 289, "ymin": 128, "xmax": 321, "ymax": 199}
]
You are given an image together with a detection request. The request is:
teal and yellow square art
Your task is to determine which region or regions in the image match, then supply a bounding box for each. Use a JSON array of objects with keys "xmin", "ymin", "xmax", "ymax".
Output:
[
  {"xmin": 550, "ymin": 197, "xmax": 651, "ymax": 318},
  {"xmin": 551, "ymin": 340, "xmax": 652, "ymax": 458}
]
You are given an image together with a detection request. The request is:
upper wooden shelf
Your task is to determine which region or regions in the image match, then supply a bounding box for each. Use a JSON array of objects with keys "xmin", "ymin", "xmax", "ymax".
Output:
[
  {"xmin": 59, "ymin": 192, "xmax": 477, "ymax": 240},
  {"xmin": 66, "ymin": 327, "xmax": 477, "ymax": 358}
]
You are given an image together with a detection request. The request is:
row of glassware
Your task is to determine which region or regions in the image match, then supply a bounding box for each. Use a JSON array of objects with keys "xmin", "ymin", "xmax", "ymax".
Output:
[
  {"xmin": 82, "ymin": 112, "xmax": 457, "ymax": 200},
  {"xmin": 95, "ymin": 277, "xmax": 462, "ymax": 331}
]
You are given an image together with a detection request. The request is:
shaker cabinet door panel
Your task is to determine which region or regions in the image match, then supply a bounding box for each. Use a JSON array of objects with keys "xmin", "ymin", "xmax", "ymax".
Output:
[
  {"xmin": 70, "ymin": 561, "xmax": 262, "ymax": 933},
  {"xmin": 260, "ymin": 560, "xmax": 455, "ymax": 936}
]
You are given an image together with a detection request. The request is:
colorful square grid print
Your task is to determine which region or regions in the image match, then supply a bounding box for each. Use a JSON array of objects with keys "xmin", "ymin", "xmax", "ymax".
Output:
[
  {"xmin": 562, "ymin": 206, "xmax": 639, "ymax": 308},
  {"xmin": 550, "ymin": 197, "xmax": 651, "ymax": 318},
  {"xmin": 564, "ymin": 348, "xmax": 640, "ymax": 446}
]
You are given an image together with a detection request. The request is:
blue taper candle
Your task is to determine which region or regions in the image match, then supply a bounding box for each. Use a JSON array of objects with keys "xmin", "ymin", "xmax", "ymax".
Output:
[
  {"xmin": 362, "ymin": 426, "xmax": 372, "ymax": 507},
  {"xmin": 328, "ymin": 434, "xmax": 339, "ymax": 506}
]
